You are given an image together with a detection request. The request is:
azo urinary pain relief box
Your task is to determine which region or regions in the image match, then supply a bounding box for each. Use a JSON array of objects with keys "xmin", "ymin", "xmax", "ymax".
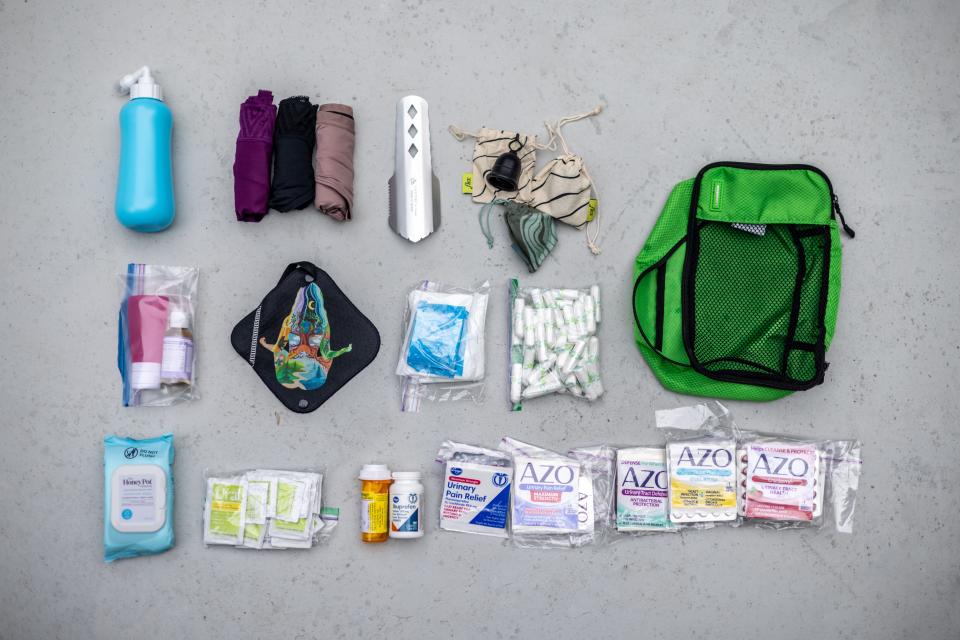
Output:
[
  {"xmin": 616, "ymin": 447, "xmax": 675, "ymax": 531},
  {"xmin": 512, "ymin": 456, "xmax": 581, "ymax": 534},
  {"xmin": 440, "ymin": 460, "xmax": 511, "ymax": 537}
]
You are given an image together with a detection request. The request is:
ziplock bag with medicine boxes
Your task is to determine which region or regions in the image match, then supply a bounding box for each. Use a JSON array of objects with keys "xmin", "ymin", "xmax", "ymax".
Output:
[
  {"xmin": 203, "ymin": 468, "xmax": 339, "ymax": 550},
  {"xmin": 435, "ymin": 438, "xmax": 614, "ymax": 548},
  {"xmin": 397, "ymin": 280, "xmax": 490, "ymax": 411},
  {"xmin": 500, "ymin": 437, "xmax": 614, "ymax": 548},
  {"xmin": 118, "ymin": 263, "xmax": 198, "ymax": 406},
  {"xmin": 653, "ymin": 402, "xmax": 862, "ymax": 533}
]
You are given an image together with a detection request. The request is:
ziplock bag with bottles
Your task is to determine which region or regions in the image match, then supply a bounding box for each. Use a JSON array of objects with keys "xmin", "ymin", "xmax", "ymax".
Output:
[
  {"xmin": 203, "ymin": 468, "xmax": 339, "ymax": 550},
  {"xmin": 118, "ymin": 263, "xmax": 198, "ymax": 407},
  {"xmin": 397, "ymin": 280, "xmax": 490, "ymax": 411}
]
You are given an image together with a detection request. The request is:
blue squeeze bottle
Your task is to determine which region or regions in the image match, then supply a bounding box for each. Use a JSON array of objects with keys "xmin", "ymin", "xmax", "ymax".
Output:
[{"xmin": 115, "ymin": 67, "xmax": 174, "ymax": 232}]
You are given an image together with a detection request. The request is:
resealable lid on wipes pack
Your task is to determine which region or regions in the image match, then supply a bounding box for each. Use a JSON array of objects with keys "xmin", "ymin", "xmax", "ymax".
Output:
[
  {"xmin": 632, "ymin": 162, "xmax": 855, "ymax": 401},
  {"xmin": 231, "ymin": 262, "xmax": 380, "ymax": 412}
]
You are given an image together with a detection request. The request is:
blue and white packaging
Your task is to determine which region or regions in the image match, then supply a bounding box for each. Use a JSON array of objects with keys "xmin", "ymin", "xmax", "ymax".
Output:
[
  {"xmin": 499, "ymin": 437, "xmax": 583, "ymax": 543},
  {"xmin": 104, "ymin": 434, "xmax": 175, "ymax": 562},
  {"xmin": 436, "ymin": 441, "xmax": 511, "ymax": 538},
  {"xmin": 512, "ymin": 454, "xmax": 580, "ymax": 534}
]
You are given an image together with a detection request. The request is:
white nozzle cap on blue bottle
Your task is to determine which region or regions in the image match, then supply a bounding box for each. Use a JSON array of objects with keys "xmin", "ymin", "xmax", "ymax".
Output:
[{"xmin": 116, "ymin": 66, "xmax": 163, "ymax": 101}]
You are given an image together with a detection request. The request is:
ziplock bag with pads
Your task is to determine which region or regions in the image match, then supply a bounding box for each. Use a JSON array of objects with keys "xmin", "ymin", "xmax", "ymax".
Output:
[
  {"xmin": 499, "ymin": 436, "xmax": 589, "ymax": 548},
  {"xmin": 397, "ymin": 280, "xmax": 489, "ymax": 411},
  {"xmin": 435, "ymin": 440, "xmax": 512, "ymax": 538},
  {"xmin": 104, "ymin": 433, "xmax": 175, "ymax": 562},
  {"xmin": 118, "ymin": 264, "xmax": 199, "ymax": 407},
  {"xmin": 736, "ymin": 431, "xmax": 861, "ymax": 533},
  {"xmin": 203, "ymin": 468, "xmax": 339, "ymax": 550}
]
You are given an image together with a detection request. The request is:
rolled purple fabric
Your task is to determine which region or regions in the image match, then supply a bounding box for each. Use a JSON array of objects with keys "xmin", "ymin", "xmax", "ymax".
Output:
[
  {"xmin": 233, "ymin": 90, "xmax": 276, "ymax": 222},
  {"xmin": 314, "ymin": 103, "xmax": 355, "ymax": 221}
]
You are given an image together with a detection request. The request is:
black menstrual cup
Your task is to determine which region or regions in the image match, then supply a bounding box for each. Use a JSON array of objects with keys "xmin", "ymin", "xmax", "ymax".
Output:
[{"xmin": 486, "ymin": 135, "xmax": 523, "ymax": 191}]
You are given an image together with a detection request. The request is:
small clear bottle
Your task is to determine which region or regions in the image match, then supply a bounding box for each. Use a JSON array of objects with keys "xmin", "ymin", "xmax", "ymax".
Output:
[
  {"xmin": 160, "ymin": 308, "xmax": 193, "ymax": 386},
  {"xmin": 389, "ymin": 471, "xmax": 424, "ymax": 539}
]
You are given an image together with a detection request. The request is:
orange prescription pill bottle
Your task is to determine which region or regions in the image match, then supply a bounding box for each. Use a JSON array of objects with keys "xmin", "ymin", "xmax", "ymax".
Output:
[{"xmin": 359, "ymin": 464, "xmax": 393, "ymax": 543}]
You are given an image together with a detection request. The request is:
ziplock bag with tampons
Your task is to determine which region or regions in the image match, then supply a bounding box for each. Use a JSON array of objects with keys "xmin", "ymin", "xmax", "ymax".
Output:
[
  {"xmin": 633, "ymin": 163, "xmax": 855, "ymax": 401},
  {"xmin": 396, "ymin": 280, "xmax": 489, "ymax": 411},
  {"xmin": 118, "ymin": 264, "xmax": 199, "ymax": 407},
  {"xmin": 231, "ymin": 262, "xmax": 380, "ymax": 413}
]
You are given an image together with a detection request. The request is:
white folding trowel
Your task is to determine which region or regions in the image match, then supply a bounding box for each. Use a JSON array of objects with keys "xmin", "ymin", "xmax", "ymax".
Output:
[{"xmin": 388, "ymin": 95, "xmax": 441, "ymax": 242}]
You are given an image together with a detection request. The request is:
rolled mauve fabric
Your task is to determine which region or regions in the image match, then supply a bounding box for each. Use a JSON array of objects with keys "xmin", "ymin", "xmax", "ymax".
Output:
[
  {"xmin": 269, "ymin": 96, "xmax": 318, "ymax": 213},
  {"xmin": 233, "ymin": 90, "xmax": 276, "ymax": 222},
  {"xmin": 314, "ymin": 104, "xmax": 355, "ymax": 221}
]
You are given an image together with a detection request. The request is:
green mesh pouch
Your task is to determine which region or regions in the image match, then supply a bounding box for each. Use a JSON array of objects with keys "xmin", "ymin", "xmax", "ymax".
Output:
[{"xmin": 632, "ymin": 163, "xmax": 855, "ymax": 401}]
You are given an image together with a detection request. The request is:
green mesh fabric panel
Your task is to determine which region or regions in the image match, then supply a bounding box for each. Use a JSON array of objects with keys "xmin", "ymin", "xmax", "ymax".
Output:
[
  {"xmin": 633, "ymin": 164, "xmax": 844, "ymax": 402},
  {"xmin": 691, "ymin": 223, "xmax": 826, "ymax": 383}
]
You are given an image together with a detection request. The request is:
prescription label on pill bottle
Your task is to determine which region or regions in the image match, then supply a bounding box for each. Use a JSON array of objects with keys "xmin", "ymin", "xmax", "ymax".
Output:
[
  {"xmin": 512, "ymin": 456, "xmax": 580, "ymax": 533},
  {"xmin": 361, "ymin": 492, "xmax": 388, "ymax": 534},
  {"xmin": 616, "ymin": 447, "xmax": 675, "ymax": 531},
  {"xmin": 742, "ymin": 443, "xmax": 820, "ymax": 522},
  {"xmin": 667, "ymin": 440, "xmax": 737, "ymax": 523}
]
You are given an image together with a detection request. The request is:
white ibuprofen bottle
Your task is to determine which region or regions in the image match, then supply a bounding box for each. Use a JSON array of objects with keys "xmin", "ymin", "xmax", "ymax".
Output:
[{"xmin": 389, "ymin": 471, "xmax": 424, "ymax": 539}]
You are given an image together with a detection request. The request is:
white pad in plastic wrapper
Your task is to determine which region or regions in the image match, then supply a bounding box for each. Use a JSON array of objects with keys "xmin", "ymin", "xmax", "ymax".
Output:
[{"xmin": 398, "ymin": 281, "xmax": 490, "ymax": 411}]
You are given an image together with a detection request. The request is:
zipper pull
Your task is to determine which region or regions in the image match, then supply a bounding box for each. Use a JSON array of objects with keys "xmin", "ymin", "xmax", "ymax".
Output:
[{"xmin": 833, "ymin": 194, "xmax": 855, "ymax": 238}]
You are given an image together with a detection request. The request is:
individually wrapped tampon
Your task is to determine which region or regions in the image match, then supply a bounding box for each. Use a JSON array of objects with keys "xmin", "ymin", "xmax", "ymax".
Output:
[{"xmin": 509, "ymin": 279, "xmax": 604, "ymax": 410}]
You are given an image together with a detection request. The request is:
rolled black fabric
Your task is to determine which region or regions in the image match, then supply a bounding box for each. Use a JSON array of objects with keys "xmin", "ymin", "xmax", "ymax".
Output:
[{"xmin": 269, "ymin": 96, "xmax": 318, "ymax": 212}]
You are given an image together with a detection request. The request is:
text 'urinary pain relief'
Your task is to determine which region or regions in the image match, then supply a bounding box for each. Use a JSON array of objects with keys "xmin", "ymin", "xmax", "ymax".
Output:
[
  {"xmin": 739, "ymin": 442, "xmax": 823, "ymax": 522},
  {"xmin": 616, "ymin": 447, "xmax": 675, "ymax": 531},
  {"xmin": 440, "ymin": 460, "xmax": 511, "ymax": 537},
  {"xmin": 668, "ymin": 439, "xmax": 738, "ymax": 523},
  {"xmin": 512, "ymin": 456, "xmax": 580, "ymax": 534}
]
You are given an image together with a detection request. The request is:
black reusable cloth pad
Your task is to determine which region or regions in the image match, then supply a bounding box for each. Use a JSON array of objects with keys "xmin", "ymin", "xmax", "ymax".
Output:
[{"xmin": 231, "ymin": 262, "xmax": 380, "ymax": 413}]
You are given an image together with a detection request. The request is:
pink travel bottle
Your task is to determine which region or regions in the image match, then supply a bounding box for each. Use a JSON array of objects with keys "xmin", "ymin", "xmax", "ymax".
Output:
[{"xmin": 126, "ymin": 295, "xmax": 169, "ymax": 389}]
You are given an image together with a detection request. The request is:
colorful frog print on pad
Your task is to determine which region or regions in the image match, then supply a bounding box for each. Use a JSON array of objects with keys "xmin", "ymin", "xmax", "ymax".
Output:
[{"xmin": 260, "ymin": 283, "xmax": 352, "ymax": 390}]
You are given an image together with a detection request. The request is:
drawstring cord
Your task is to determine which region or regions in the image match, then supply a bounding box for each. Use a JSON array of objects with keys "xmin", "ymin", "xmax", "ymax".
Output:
[
  {"xmin": 454, "ymin": 103, "xmax": 606, "ymax": 255},
  {"xmin": 544, "ymin": 104, "xmax": 604, "ymax": 254},
  {"xmin": 479, "ymin": 198, "xmax": 509, "ymax": 248}
]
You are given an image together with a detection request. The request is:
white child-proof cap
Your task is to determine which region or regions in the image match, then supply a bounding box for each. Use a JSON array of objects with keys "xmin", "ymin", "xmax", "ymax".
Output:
[
  {"xmin": 359, "ymin": 464, "xmax": 392, "ymax": 481},
  {"xmin": 168, "ymin": 309, "xmax": 189, "ymax": 329},
  {"xmin": 391, "ymin": 471, "xmax": 422, "ymax": 480}
]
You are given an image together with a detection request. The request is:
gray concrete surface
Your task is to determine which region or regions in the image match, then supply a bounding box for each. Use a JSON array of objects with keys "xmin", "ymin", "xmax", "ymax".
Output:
[{"xmin": 1, "ymin": 1, "xmax": 958, "ymax": 638}]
